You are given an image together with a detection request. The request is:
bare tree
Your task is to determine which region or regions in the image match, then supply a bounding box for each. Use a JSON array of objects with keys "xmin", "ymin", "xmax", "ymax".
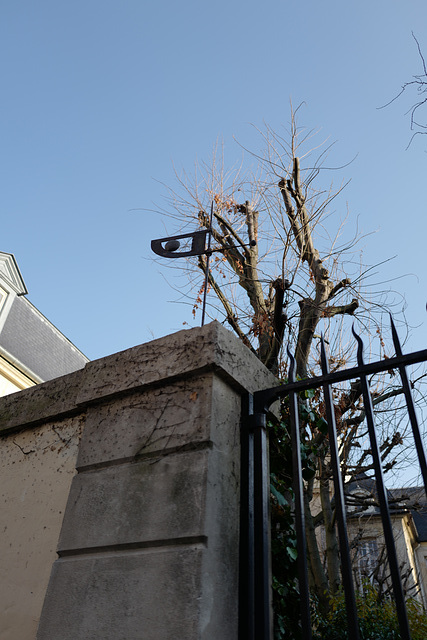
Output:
[
  {"xmin": 380, "ymin": 32, "xmax": 427, "ymax": 148},
  {"xmin": 154, "ymin": 109, "xmax": 425, "ymax": 616}
]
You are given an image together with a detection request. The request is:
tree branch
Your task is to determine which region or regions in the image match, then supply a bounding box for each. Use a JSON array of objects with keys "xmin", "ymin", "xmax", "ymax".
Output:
[
  {"xmin": 322, "ymin": 299, "xmax": 359, "ymax": 317},
  {"xmin": 197, "ymin": 256, "xmax": 256, "ymax": 354}
]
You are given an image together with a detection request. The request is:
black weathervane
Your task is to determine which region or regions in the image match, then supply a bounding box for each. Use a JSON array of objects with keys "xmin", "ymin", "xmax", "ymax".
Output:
[{"xmin": 151, "ymin": 201, "xmax": 257, "ymax": 326}]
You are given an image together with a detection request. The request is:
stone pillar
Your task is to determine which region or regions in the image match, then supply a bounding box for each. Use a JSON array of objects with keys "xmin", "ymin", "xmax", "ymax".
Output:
[{"xmin": 35, "ymin": 322, "xmax": 277, "ymax": 640}]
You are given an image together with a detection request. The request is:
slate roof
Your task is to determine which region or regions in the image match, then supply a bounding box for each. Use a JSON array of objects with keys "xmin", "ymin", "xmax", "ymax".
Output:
[
  {"xmin": 0, "ymin": 250, "xmax": 88, "ymax": 383},
  {"xmin": 347, "ymin": 476, "xmax": 427, "ymax": 543},
  {"xmin": 1, "ymin": 295, "xmax": 88, "ymax": 381}
]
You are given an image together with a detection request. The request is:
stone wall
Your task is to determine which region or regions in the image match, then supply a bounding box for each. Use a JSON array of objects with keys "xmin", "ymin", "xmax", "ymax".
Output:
[
  {"xmin": 0, "ymin": 322, "xmax": 277, "ymax": 640},
  {"xmin": 0, "ymin": 409, "xmax": 83, "ymax": 640}
]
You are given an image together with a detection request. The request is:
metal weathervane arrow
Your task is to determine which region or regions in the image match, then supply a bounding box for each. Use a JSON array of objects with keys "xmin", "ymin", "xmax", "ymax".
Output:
[
  {"xmin": 151, "ymin": 200, "xmax": 256, "ymax": 326},
  {"xmin": 151, "ymin": 201, "xmax": 215, "ymax": 327}
]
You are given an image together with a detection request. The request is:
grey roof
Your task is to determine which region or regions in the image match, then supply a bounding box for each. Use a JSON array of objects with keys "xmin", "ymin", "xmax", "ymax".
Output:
[
  {"xmin": 0, "ymin": 294, "xmax": 88, "ymax": 382},
  {"xmin": 388, "ymin": 486, "xmax": 426, "ymax": 506},
  {"xmin": 347, "ymin": 478, "xmax": 427, "ymax": 543},
  {"xmin": 0, "ymin": 250, "xmax": 88, "ymax": 383}
]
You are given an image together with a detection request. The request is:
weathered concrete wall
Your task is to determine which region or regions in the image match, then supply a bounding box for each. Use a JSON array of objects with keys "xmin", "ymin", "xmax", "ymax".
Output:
[
  {"xmin": 0, "ymin": 414, "xmax": 83, "ymax": 640},
  {"xmin": 0, "ymin": 321, "xmax": 277, "ymax": 640}
]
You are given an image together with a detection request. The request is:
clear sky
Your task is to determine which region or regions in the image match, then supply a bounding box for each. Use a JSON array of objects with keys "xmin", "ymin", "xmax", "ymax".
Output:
[{"xmin": 1, "ymin": 0, "xmax": 427, "ymax": 361}]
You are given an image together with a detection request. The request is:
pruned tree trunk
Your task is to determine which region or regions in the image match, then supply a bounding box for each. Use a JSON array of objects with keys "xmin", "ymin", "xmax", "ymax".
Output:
[
  {"xmin": 278, "ymin": 157, "xmax": 358, "ymax": 378},
  {"xmin": 304, "ymin": 490, "xmax": 329, "ymax": 613},
  {"xmin": 319, "ymin": 458, "xmax": 341, "ymax": 594}
]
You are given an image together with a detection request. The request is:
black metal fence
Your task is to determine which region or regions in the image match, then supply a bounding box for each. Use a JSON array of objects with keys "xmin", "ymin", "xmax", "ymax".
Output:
[{"xmin": 240, "ymin": 317, "xmax": 427, "ymax": 640}]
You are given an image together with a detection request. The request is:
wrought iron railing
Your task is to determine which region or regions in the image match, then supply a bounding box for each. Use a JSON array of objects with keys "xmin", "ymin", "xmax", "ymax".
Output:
[{"xmin": 240, "ymin": 316, "xmax": 427, "ymax": 640}]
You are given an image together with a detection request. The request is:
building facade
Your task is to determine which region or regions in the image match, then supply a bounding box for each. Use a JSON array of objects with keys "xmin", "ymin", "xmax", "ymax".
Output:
[
  {"xmin": 347, "ymin": 483, "xmax": 427, "ymax": 606},
  {"xmin": 0, "ymin": 251, "xmax": 89, "ymax": 396}
]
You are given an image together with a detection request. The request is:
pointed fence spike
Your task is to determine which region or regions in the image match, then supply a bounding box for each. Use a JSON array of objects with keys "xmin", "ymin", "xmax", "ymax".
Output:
[
  {"xmin": 320, "ymin": 333, "xmax": 329, "ymax": 374},
  {"xmin": 389, "ymin": 314, "xmax": 403, "ymax": 357},
  {"xmin": 286, "ymin": 345, "xmax": 296, "ymax": 382},
  {"xmin": 351, "ymin": 323, "xmax": 365, "ymax": 366}
]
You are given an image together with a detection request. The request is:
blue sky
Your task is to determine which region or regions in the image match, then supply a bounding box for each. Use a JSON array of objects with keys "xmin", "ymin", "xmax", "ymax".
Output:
[{"xmin": 1, "ymin": 0, "xmax": 427, "ymax": 361}]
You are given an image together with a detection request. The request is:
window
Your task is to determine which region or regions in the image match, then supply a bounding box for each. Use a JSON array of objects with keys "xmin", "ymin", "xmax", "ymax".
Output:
[{"xmin": 356, "ymin": 539, "xmax": 380, "ymax": 586}]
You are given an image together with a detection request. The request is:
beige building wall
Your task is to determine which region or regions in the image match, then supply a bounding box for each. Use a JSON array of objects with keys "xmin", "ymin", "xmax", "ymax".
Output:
[
  {"xmin": 313, "ymin": 479, "xmax": 426, "ymax": 603},
  {"xmin": 0, "ymin": 355, "xmax": 36, "ymax": 396},
  {"xmin": 414, "ymin": 542, "xmax": 427, "ymax": 607},
  {"xmin": 395, "ymin": 513, "xmax": 420, "ymax": 597},
  {"xmin": 346, "ymin": 512, "xmax": 423, "ymax": 602}
]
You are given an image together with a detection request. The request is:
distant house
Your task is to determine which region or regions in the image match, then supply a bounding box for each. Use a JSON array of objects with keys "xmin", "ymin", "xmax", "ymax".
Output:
[
  {"xmin": 0, "ymin": 251, "xmax": 89, "ymax": 396},
  {"xmin": 345, "ymin": 478, "xmax": 427, "ymax": 606},
  {"xmin": 312, "ymin": 472, "xmax": 427, "ymax": 607}
]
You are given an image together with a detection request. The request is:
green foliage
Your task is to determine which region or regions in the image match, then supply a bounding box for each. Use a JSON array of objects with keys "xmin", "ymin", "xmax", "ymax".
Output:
[
  {"xmin": 312, "ymin": 583, "xmax": 427, "ymax": 640},
  {"xmin": 270, "ymin": 397, "xmax": 427, "ymax": 640},
  {"xmin": 269, "ymin": 397, "xmax": 319, "ymax": 640},
  {"xmin": 270, "ymin": 384, "xmax": 333, "ymax": 638},
  {"xmin": 270, "ymin": 415, "xmax": 301, "ymax": 639}
]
